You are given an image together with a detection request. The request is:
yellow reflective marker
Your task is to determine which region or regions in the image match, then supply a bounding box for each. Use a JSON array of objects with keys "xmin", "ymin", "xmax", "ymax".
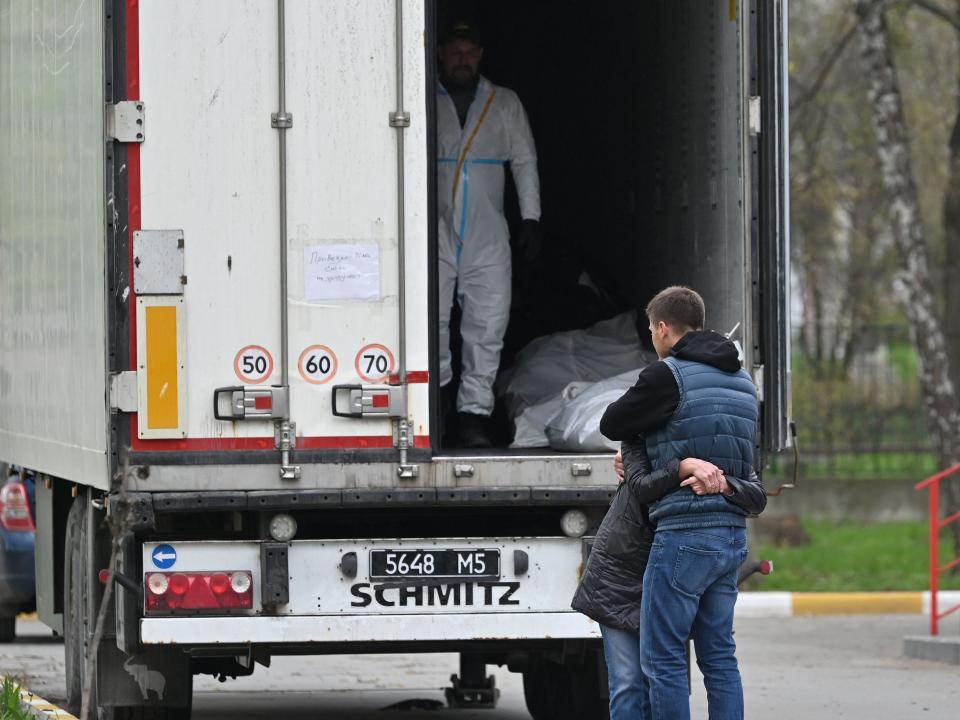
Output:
[
  {"xmin": 145, "ymin": 305, "xmax": 179, "ymax": 429},
  {"xmin": 137, "ymin": 296, "xmax": 186, "ymax": 439},
  {"xmin": 729, "ymin": 0, "xmax": 737, "ymax": 21}
]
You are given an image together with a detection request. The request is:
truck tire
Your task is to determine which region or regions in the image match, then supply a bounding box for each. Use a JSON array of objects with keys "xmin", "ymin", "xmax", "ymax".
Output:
[
  {"xmin": 0, "ymin": 615, "xmax": 15, "ymax": 643},
  {"xmin": 63, "ymin": 493, "xmax": 85, "ymax": 712},
  {"xmin": 63, "ymin": 492, "xmax": 193, "ymax": 719},
  {"xmin": 523, "ymin": 655, "xmax": 608, "ymax": 720}
]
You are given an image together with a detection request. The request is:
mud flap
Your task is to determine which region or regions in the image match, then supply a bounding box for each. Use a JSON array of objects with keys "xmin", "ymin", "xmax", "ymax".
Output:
[{"xmin": 96, "ymin": 641, "xmax": 192, "ymax": 708}]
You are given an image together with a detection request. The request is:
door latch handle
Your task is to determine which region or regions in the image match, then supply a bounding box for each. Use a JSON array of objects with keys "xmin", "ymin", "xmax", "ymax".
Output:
[
  {"xmin": 214, "ymin": 386, "xmax": 290, "ymax": 420},
  {"xmin": 331, "ymin": 384, "xmax": 403, "ymax": 418}
]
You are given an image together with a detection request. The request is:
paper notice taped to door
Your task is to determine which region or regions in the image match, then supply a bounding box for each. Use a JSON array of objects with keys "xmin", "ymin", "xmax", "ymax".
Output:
[{"xmin": 303, "ymin": 244, "xmax": 380, "ymax": 302}]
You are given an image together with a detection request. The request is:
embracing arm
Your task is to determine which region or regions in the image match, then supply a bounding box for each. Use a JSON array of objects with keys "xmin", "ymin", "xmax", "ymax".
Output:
[
  {"xmin": 724, "ymin": 472, "xmax": 767, "ymax": 516},
  {"xmin": 620, "ymin": 439, "xmax": 681, "ymax": 504},
  {"xmin": 600, "ymin": 362, "xmax": 679, "ymax": 440}
]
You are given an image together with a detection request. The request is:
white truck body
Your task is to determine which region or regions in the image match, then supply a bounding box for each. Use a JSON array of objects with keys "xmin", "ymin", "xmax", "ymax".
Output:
[{"xmin": 0, "ymin": 0, "xmax": 789, "ymax": 715}]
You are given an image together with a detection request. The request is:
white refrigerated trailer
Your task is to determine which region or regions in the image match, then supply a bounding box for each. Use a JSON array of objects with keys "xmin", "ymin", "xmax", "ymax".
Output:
[{"xmin": 0, "ymin": 0, "xmax": 790, "ymax": 717}]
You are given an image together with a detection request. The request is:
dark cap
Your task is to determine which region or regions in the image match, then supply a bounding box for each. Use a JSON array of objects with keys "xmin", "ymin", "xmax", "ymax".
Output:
[{"xmin": 441, "ymin": 20, "xmax": 483, "ymax": 47}]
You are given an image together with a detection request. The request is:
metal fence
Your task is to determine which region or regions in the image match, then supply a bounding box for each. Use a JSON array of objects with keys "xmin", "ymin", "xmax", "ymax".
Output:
[{"xmin": 767, "ymin": 324, "xmax": 936, "ymax": 480}]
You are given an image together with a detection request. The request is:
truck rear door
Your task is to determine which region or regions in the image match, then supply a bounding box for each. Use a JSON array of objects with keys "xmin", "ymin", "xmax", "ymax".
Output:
[
  {"xmin": 128, "ymin": 1, "xmax": 430, "ymax": 460},
  {"xmin": 753, "ymin": 0, "xmax": 792, "ymax": 454}
]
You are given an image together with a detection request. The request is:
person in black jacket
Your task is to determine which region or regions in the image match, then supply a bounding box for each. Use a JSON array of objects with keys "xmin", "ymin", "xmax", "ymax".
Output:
[
  {"xmin": 571, "ymin": 442, "xmax": 674, "ymax": 719},
  {"xmin": 572, "ymin": 441, "xmax": 760, "ymax": 719}
]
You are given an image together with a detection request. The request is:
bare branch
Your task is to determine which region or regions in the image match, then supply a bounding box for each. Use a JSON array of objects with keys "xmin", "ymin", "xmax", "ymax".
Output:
[
  {"xmin": 910, "ymin": 0, "xmax": 960, "ymax": 32},
  {"xmin": 790, "ymin": 23, "xmax": 859, "ymax": 113}
]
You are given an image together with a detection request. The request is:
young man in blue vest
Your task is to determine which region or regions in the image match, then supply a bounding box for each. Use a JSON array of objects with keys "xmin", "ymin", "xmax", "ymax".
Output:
[{"xmin": 600, "ymin": 285, "xmax": 765, "ymax": 720}]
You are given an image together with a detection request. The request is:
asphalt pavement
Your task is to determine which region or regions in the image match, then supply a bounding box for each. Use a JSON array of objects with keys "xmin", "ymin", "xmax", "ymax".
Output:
[{"xmin": 3, "ymin": 615, "xmax": 959, "ymax": 719}]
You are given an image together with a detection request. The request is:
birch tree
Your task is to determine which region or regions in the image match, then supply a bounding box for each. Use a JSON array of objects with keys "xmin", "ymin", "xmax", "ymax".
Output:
[{"xmin": 857, "ymin": 0, "xmax": 960, "ymax": 553}]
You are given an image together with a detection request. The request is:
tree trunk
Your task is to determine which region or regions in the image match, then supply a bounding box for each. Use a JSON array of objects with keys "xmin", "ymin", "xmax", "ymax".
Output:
[
  {"xmin": 857, "ymin": 0, "xmax": 960, "ymax": 557},
  {"xmin": 945, "ymin": 1, "xmax": 960, "ymax": 441}
]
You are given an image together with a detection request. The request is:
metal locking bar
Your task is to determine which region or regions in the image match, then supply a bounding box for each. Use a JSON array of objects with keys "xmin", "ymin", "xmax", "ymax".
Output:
[
  {"xmin": 331, "ymin": 384, "xmax": 404, "ymax": 418},
  {"xmin": 214, "ymin": 386, "xmax": 290, "ymax": 420}
]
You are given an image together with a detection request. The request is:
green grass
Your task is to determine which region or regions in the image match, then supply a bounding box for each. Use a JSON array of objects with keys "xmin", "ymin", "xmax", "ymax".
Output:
[
  {"xmin": 751, "ymin": 520, "xmax": 960, "ymax": 592},
  {"xmin": 0, "ymin": 677, "xmax": 29, "ymax": 720}
]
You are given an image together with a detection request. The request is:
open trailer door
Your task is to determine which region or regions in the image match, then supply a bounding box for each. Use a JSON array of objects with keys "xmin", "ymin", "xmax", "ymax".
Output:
[
  {"xmin": 753, "ymin": 0, "xmax": 792, "ymax": 454},
  {"xmin": 126, "ymin": 0, "xmax": 431, "ymax": 475}
]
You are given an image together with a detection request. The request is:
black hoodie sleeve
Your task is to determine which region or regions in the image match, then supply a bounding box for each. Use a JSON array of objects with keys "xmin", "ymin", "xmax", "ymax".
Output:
[
  {"xmin": 724, "ymin": 471, "xmax": 767, "ymax": 516},
  {"xmin": 599, "ymin": 362, "xmax": 680, "ymax": 441},
  {"xmin": 621, "ymin": 439, "xmax": 681, "ymax": 504}
]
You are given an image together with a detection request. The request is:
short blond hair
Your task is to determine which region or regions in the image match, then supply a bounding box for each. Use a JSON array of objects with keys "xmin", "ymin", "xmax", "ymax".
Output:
[{"xmin": 645, "ymin": 286, "xmax": 705, "ymax": 331}]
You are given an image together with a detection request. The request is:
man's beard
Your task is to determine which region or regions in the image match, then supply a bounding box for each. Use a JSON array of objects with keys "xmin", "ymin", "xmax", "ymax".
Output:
[{"xmin": 444, "ymin": 65, "xmax": 477, "ymax": 90}]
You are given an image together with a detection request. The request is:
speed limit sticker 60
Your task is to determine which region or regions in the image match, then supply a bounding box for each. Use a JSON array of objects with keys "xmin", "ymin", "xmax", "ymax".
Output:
[
  {"xmin": 355, "ymin": 344, "xmax": 396, "ymax": 382},
  {"xmin": 234, "ymin": 345, "xmax": 274, "ymax": 384},
  {"xmin": 298, "ymin": 345, "xmax": 338, "ymax": 385}
]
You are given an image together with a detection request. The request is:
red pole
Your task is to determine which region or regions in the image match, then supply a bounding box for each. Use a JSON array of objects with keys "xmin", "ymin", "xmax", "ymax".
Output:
[{"xmin": 930, "ymin": 481, "xmax": 939, "ymax": 636}]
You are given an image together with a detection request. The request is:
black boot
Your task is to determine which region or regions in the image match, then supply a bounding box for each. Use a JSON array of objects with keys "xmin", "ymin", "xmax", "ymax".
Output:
[{"xmin": 457, "ymin": 412, "xmax": 493, "ymax": 449}]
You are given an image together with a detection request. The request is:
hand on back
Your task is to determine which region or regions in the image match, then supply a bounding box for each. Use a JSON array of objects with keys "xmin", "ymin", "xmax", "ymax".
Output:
[{"xmin": 679, "ymin": 457, "xmax": 729, "ymax": 496}]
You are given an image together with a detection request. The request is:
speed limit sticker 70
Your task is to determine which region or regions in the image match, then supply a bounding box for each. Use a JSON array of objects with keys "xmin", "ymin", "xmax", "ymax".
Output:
[
  {"xmin": 355, "ymin": 344, "xmax": 396, "ymax": 383},
  {"xmin": 234, "ymin": 345, "xmax": 274, "ymax": 384},
  {"xmin": 298, "ymin": 345, "xmax": 338, "ymax": 385}
]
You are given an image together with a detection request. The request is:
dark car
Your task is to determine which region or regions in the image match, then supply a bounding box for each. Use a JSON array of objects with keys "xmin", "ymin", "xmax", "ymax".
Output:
[{"xmin": 0, "ymin": 466, "xmax": 36, "ymax": 642}]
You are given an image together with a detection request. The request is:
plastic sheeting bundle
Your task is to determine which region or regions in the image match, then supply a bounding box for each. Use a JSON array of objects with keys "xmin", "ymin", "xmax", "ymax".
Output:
[{"xmin": 498, "ymin": 312, "xmax": 653, "ymax": 451}]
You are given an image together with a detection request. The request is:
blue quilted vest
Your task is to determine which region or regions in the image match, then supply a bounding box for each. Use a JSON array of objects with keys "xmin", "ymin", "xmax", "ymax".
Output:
[{"xmin": 646, "ymin": 356, "xmax": 758, "ymax": 531}]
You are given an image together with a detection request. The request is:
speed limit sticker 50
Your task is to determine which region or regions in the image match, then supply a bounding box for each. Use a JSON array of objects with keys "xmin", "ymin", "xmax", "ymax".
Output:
[
  {"xmin": 355, "ymin": 344, "xmax": 396, "ymax": 383},
  {"xmin": 234, "ymin": 345, "xmax": 274, "ymax": 384},
  {"xmin": 298, "ymin": 345, "xmax": 338, "ymax": 385}
]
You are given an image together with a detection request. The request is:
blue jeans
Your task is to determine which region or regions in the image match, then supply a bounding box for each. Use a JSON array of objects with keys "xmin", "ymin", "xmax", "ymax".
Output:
[
  {"xmin": 640, "ymin": 526, "xmax": 748, "ymax": 720},
  {"xmin": 600, "ymin": 624, "xmax": 650, "ymax": 720}
]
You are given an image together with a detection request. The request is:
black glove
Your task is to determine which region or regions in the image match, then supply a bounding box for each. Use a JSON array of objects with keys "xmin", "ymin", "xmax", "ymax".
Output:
[{"xmin": 517, "ymin": 219, "xmax": 542, "ymax": 263}]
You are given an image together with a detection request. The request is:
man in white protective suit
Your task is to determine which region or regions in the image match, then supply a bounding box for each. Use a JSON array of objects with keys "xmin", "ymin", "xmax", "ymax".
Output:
[{"xmin": 437, "ymin": 21, "xmax": 542, "ymax": 448}]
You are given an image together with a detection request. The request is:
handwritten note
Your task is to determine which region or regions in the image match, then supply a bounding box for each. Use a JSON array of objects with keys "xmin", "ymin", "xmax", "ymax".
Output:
[{"xmin": 303, "ymin": 244, "xmax": 380, "ymax": 302}]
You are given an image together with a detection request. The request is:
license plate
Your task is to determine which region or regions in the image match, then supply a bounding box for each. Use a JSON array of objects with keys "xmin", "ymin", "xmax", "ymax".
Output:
[{"xmin": 369, "ymin": 548, "xmax": 500, "ymax": 580}]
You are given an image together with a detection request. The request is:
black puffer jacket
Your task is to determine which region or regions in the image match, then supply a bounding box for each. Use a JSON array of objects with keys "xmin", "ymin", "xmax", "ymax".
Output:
[
  {"xmin": 571, "ymin": 439, "xmax": 766, "ymax": 631},
  {"xmin": 570, "ymin": 449, "xmax": 680, "ymax": 632}
]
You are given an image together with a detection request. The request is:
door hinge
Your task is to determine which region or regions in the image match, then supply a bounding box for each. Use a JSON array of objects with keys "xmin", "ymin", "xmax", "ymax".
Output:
[
  {"xmin": 748, "ymin": 96, "xmax": 762, "ymax": 136},
  {"xmin": 133, "ymin": 230, "xmax": 186, "ymax": 295},
  {"xmin": 109, "ymin": 372, "xmax": 138, "ymax": 412},
  {"xmin": 753, "ymin": 365, "xmax": 765, "ymax": 402},
  {"xmin": 106, "ymin": 101, "xmax": 145, "ymax": 143}
]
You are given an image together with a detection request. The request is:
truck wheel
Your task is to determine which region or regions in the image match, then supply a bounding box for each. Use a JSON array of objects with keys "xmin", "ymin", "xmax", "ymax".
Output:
[
  {"xmin": 523, "ymin": 653, "xmax": 610, "ymax": 720},
  {"xmin": 523, "ymin": 655, "xmax": 608, "ymax": 720},
  {"xmin": 64, "ymin": 492, "xmax": 192, "ymax": 719},
  {"xmin": 103, "ymin": 697, "xmax": 193, "ymax": 720},
  {"xmin": 63, "ymin": 493, "xmax": 86, "ymax": 712},
  {"xmin": 0, "ymin": 615, "xmax": 15, "ymax": 643}
]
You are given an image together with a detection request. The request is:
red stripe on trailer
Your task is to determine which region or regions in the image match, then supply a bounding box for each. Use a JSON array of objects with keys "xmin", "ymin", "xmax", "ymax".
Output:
[
  {"xmin": 127, "ymin": 0, "xmax": 146, "ymax": 452},
  {"xmin": 126, "ymin": 0, "xmax": 140, "ymax": 372},
  {"xmin": 388, "ymin": 370, "xmax": 429, "ymax": 384},
  {"xmin": 131, "ymin": 435, "xmax": 431, "ymax": 452}
]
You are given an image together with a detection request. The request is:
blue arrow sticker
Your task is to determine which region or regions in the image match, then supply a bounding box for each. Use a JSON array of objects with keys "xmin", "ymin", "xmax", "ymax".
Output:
[{"xmin": 151, "ymin": 544, "xmax": 177, "ymax": 570}]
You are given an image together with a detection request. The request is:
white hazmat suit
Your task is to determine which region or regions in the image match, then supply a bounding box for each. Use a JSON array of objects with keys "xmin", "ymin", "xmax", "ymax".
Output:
[{"xmin": 437, "ymin": 75, "xmax": 541, "ymax": 415}]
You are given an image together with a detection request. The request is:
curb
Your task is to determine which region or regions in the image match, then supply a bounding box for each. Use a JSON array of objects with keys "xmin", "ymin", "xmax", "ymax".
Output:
[
  {"xmin": 18, "ymin": 688, "xmax": 78, "ymax": 720},
  {"xmin": 903, "ymin": 634, "xmax": 960, "ymax": 665},
  {"xmin": 736, "ymin": 591, "xmax": 960, "ymax": 617},
  {"xmin": 0, "ymin": 678, "xmax": 77, "ymax": 720}
]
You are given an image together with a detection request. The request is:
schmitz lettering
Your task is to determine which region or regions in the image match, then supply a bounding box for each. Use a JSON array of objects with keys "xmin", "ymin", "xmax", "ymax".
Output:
[{"xmin": 348, "ymin": 581, "xmax": 521, "ymax": 608}]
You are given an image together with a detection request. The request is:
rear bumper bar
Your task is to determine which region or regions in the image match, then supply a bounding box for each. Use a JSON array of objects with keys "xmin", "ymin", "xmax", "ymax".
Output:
[{"xmin": 141, "ymin": 611, "xmax": 599, "ymax": 645}]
